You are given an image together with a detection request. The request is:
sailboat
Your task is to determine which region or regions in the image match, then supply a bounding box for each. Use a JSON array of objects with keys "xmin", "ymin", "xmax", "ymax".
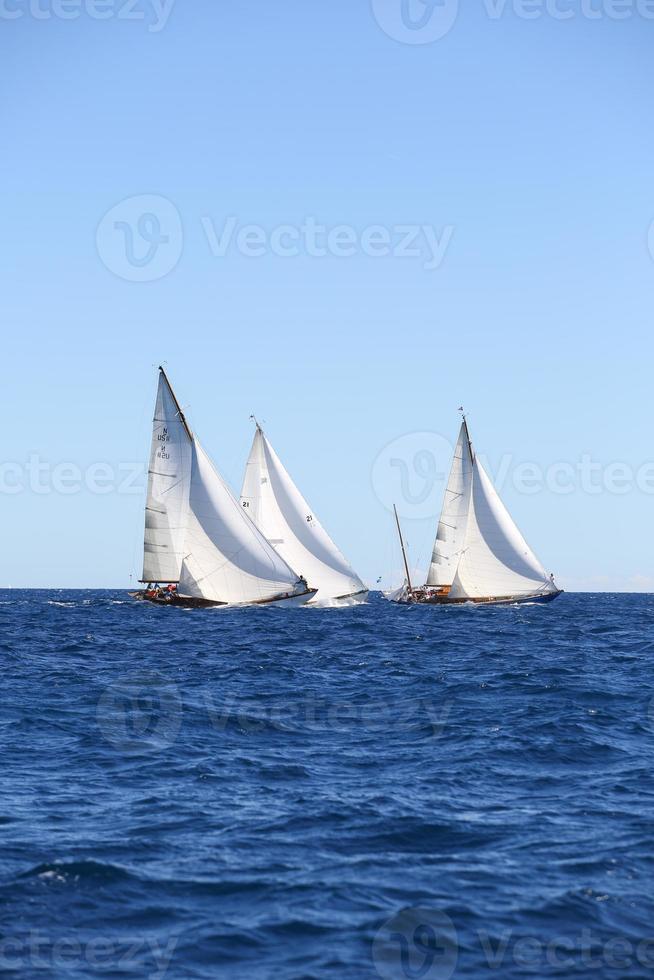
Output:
[
  {"xmin": 240, "ymin": 422, "xmax": 368, "ymax": 604},
  {"xmin": 131, "ymin": 369, "xmax": 317, "ymax": 608},
  {"xmin": 392, "ymin": 414, "xmax": 563, "ymax": 606}
]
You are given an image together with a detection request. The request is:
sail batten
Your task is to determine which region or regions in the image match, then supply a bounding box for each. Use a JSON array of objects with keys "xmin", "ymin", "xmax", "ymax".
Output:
[{"xmin": 240, "ymin": 427, "xmax": 366, "ymax": 601}]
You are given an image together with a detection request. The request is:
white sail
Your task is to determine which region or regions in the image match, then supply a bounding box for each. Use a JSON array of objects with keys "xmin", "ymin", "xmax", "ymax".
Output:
[
  {"xmin": 426, "ymin": 422, "xmax": 473, "ymax": 587},
  {"xmin": 179, "ymin": 437, "xmax": 303, "ymax": 604},
  {"xmin": 449, "ymin": 456, "xmax": 554, "ymax": 599},
  {"xmin": 141, "ymin": 371, "xmax": 192, "ymax": 583},
  {"xmin": 240, "ymin": 427, "xmax": 366, "ymax": 601}
]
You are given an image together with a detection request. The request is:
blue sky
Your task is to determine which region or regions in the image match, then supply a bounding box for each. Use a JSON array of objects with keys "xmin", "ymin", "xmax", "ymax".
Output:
[{"xmin": 1, "ymin": 1, "xmax": 653, "ymax": 590}]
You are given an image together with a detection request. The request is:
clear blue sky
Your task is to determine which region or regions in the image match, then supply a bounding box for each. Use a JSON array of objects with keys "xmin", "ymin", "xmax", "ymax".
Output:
[{"xmin": 1, "ymin": 1, "xmax": 653, "ymax": 590}]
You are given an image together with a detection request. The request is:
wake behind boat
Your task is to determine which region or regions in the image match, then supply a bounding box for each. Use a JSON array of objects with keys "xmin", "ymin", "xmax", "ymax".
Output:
[
  {"xmin": 392, "ymin": 414, "xmax": 562, "ymax": 606},
  {"xmin": 240, "ymin": 421, "xmax": 367, "ymax": 604},
  {"xmin": 131, "ymin": 369, "xmax": 316, "ymax": 608}
]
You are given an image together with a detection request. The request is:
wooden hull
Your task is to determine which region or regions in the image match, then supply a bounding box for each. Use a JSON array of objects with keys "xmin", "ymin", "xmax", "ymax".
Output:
[
  {"xmin": 130, "ymin": 588, "xmax": 317, "ymax": 609},
  {"xmin": 393, "ymin": 589, "xmax": 563, "ymax": 607}
]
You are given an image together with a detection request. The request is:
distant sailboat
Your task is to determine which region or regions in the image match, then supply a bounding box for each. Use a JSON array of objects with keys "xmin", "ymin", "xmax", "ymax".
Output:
[
  {"xmin": 131, "ymin": 369, "xmax": 317, "ymax": 607},
  {"xmin": 392, "ymin": 414, "xmax": 562, "ymax": 606},
  {"xmin": 240, "ymin": 422, "xmax": 368, "ymax": 604}
]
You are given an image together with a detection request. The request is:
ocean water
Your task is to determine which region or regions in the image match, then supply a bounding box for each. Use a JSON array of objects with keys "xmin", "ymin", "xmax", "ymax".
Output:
[{"xmin": 1, "ymin": 590, "xmax": 653, "ymax": 979}]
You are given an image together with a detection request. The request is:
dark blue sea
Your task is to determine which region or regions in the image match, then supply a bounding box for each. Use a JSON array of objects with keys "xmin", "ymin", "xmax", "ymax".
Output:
[{"xmin": 1, "ymin": 591, "xmax": 654, "ymax": 979}]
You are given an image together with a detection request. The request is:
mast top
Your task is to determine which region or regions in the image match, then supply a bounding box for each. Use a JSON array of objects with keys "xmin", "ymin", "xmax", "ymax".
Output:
[
  {"xmin": 250, "ymin": 414, "xmax": 263, "ymax": 432},
  {"xmin": 159, "ymin": 366, "xmax": 193, "ymax": 440},
  {"xmin": 458, "ymin": 407, "xmax": 474, "ymax": 461}
]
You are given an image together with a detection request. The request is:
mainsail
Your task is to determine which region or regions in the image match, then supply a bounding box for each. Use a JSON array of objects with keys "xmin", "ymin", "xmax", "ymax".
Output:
[
  {"xmin": 240, "ymin": 425, "xmax": 366, "ymax": 600},
  {"xmin": 141, "ymin": 369, "xmax": 306, "ymax": 605},
  {"xmin": 141, "ymin": 370, "xmax": 192, "ymax": 583},
  {"xmin": 426, "ymin": 419, "xmax": 555, "ymax": 600},
  {"xmin": 425, "ymin": 421, "xmax": 473, "ymax": 587}
]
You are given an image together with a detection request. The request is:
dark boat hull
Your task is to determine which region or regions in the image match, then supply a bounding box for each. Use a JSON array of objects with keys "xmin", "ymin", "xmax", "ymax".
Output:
[
  {"xmin": 394, "ymin": 589, "xmax": 563, "ymax": 607},
  {"xmin": 130, "ymin": 588, "xmax": 317, "ymax": 609}
]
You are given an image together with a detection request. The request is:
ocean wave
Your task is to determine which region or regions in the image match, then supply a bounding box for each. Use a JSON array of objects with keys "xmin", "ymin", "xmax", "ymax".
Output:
[
  {"xmin": 2, "ymin": 591, "xmax": 653, "ymax": 979},
  {"xmin": 22, "ymin": 860, "xmax": 137, "ymax": 885}
]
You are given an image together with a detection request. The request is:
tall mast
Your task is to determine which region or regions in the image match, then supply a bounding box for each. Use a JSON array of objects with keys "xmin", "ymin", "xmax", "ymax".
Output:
[
  {"xmin": 159, "ymin": 366, "xmax": 193, "ymax": 441},
  {"xmin": 393, "ymin": 504, "xmax": 413, "ymax": 594}
]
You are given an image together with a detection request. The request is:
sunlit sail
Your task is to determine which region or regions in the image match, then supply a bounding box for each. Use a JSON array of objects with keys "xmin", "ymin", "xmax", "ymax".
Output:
[
  {"xmin": 240, "ymin": 423, "xmax": 367, "ymax": 604},
  {"xmin": 132, "ymin": 370, "xmax": 316, "ymax": 608},
  {"xmin": 392, "ymin": 415, "xmax": 562, "ymax": 606}
]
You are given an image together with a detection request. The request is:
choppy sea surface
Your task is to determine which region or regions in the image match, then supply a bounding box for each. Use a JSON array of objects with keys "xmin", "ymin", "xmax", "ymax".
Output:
[{"xmin": 1, "ymin": 590, "xmax": 654, "ymax": 979}]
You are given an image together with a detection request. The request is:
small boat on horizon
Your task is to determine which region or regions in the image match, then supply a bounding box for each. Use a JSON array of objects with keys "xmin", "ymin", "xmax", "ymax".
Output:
[
  {"xmin": 240, "ymin": 421, "xmax": 367, "ymax": 604},
  {"xmin": 391, "ymin": 414, "xmax": 563, "ymax": 606},
  {"xmin": 131, "ymin": 369, "xmax": 317, "ymax": 608}
]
